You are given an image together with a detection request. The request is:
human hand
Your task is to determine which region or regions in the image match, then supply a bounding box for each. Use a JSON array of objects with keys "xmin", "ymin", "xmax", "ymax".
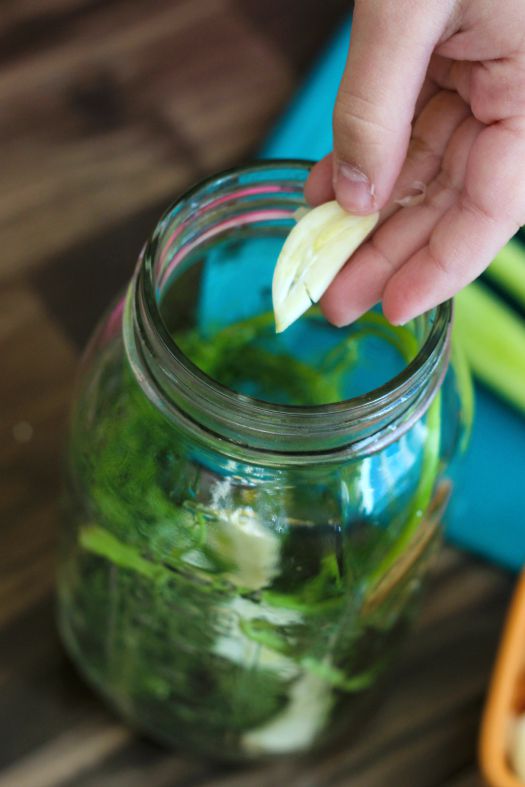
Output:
[{"xmin": 306, "ymin": 0, "xmax": 525, "ymax": 326}]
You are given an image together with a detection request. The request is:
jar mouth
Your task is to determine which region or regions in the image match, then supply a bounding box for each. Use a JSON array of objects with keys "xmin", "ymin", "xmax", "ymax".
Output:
[{"xmin": 130, "ymin": 160, "xmax": 452, "ymax": 456}]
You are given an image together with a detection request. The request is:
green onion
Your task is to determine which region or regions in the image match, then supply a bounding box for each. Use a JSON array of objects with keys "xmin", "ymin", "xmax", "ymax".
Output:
[
  {"xmin": 454, "ymin": 280, "xmax": 525, "ymax": 414},
  {"xmin": 484, "ymin": 238, "xmax": 525, "ymax": 308}
]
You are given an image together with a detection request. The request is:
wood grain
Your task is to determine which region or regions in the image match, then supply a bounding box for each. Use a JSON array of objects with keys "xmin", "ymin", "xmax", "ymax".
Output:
[{"xmin": 0, "ymin": 1, "xmax": 515, "ymax": 785}]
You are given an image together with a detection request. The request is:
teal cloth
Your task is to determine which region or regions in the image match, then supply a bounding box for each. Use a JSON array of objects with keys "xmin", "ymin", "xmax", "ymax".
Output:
[{"xmin": 258, "ymin": 20, "xmax": 525, "ymax": 571}]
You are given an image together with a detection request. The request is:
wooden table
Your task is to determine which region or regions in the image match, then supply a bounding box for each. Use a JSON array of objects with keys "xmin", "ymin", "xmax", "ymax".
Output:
[{"xmin": 0, "ymin": 2, "xmax": 515, "ymax": 785}]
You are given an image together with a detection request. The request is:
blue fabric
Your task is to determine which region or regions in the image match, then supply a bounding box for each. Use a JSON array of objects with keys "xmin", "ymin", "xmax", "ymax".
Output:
[
  {"xmin": 259, "ymin": 20, "xmax": 525, "ymax": 570},
  {"xmin": 261, "ymin": 23, "xmax": 351, "ymax": 161}
]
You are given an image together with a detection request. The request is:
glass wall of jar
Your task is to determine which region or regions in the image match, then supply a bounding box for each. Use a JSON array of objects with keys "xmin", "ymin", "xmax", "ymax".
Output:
[{"xmin": 57, "ymin": 162, "xmax": 472, "ymax": 761}]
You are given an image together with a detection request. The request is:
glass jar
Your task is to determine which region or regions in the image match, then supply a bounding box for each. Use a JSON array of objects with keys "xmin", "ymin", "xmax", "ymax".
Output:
[{"xmin": 57, "ymin": 161, "xmax": 471, "ymax": 761}]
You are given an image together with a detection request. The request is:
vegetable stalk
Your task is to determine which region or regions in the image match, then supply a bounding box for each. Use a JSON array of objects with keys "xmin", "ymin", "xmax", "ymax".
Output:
[{"xmin": 454, "ymin": 280, "xmax": 525, "ymax": 414}]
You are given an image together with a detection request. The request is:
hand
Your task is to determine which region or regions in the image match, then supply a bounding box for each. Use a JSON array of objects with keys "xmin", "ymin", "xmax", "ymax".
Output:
[{"xmin": 306, "ymin": 0, "xmax": 525, "ymax": 326}]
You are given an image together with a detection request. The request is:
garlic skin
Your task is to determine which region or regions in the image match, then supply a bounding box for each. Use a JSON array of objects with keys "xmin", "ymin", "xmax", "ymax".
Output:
[{"xmin": 272, "ymin": 201, "xmax": 379, "ymax": 333}]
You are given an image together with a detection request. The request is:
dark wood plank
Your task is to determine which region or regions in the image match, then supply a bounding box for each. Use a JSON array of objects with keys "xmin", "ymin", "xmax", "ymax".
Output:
[
  {"xmin": 0, "ymin": 0, "xmax": 290, "ymax": 281},
  {"xmin": 0, "ymin": 287, "xmax": 76, "ymax": 628},
  {"xmin": 30, "ymin": 200, "xmax": 170, "ymax": 348},
  {"xmin": 440, "ymin": 769, "xmax": 487, "ymax": 787},
  {"xmin": 236, "ymin": 0, "xmax": 350, "ymax": 73}
]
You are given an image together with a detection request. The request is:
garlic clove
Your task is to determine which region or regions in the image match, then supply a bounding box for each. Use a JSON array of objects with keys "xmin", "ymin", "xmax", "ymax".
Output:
[{"xmin": 272, "ymin": 201, "xmax": 379, "ymax": 333}]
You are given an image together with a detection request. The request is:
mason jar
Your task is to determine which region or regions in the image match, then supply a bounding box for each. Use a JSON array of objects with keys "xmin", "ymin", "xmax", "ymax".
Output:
[{"xmin": 57, "ymin": 161, "xmax": 472, "ymax": 761}]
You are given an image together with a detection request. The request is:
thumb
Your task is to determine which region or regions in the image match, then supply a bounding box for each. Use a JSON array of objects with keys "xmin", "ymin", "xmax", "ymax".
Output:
[{"xmin": 333, "ymin": 0, "xmax": 454, "ymax": 213}]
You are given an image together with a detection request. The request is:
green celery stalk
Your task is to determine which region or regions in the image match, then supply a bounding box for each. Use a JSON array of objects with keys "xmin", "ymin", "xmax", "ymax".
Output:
[
  {"xmin": 454, "ymin": 281, "xmax": 525, "ymax": 414},
  {"xmin": 80, "ymin": 525, "xmax": 166, "ymax": 581},
  {"xmin": 450, "ymin": 341, "xmax": 475, "ymax": 453},
  {"xmin": 484, "ymin": 238, "xmax": 525, "ymax": 307}
]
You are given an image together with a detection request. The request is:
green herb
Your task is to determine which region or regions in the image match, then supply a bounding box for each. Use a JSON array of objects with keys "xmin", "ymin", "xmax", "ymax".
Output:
[
  {"xmin": 176, "ymin": 311, "xmax": 343, "ymax": 404},
  {"xmin": 60, "ymin": 309, "xmax": 445, "ymax": 758}
]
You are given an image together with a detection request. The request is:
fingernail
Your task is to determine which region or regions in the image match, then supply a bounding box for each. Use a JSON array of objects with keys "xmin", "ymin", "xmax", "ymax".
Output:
[{"xmin": 334, "ymin": 163, "xmax": 375, "ymax": 213}]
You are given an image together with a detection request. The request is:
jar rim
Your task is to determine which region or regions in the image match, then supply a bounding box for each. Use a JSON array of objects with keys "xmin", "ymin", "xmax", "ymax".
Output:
[{"xmin": 131, "ymin": 160, "xmax": 452, "ymax": 457}]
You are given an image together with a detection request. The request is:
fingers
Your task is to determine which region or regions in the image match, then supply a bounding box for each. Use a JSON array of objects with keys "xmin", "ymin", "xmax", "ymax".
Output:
[
  {"xmin": 306, "ymin": 90, "xmax": 468, "ymax": 216},
  {"xmin": 414, "ymin": 75, "xmax": 440, "ymax": 118},
  {"xmin": 306, "ymin": 91, "xmax": 468, "ymax": 220},
  {"xmin": 430, "ymin": 54, "xmax": 525, "ymax": 125},
  {"xmin": 304, "ymin": 154, "xmax": 334, "ymax": 206},
  {"xmin": 320, "ymin": 102, "xmax": 476, "ymax": 326},
  {"xmin": 383, "ymin": 117, "xmax": 525, "ymax": 324},
  {"xmin": 383, "ymin": 90, "xmax": 469, "ymax": 222},
  {"xmin": 332, "ymin": 0, "xmax": 454, "ymax": 214}
]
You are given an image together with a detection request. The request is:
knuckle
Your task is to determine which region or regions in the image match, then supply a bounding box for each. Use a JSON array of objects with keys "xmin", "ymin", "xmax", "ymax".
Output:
[
  {"xmin": 427, "ymin": 169, "xmax": 460, "ymax": 210},
  {"xmin": 470, "ymin": 62, "xmax": 525, "ymax": 123},
  {"xmin": 436, "ymin": 166, "xmax": 458, "ymax": 192},
  {"xmin": 460, "ymin": 191, "xmax": 498, "ymax": 225},
  {"xmin": 369, "ymin": 234, "xmax": 397, "ymax": 275},
  {"xmin": 334, "ymin": 90, "xmax": 399, "ymax": 140},
  {"xmin": 427, "ymin": 237, "xmax": 450, "ymax": 276},
  {"xmin": 408, "ymin": 133, "xmax": 441, "ymax": 167},
  {"xmin": 425, "ymin": 170, "xmax": 459, "ymax": 212},
  {"xmin": 461, "ymin": 190, "xmax": 521, "ymax": 235}
]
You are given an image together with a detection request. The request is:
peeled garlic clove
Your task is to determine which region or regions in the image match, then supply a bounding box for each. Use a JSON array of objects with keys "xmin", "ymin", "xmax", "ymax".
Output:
[
  {"xmin": 272, "ymin": 201, "xmax": 379, "ymax": 333},
  {"xmin": 207, "ymin": 506, "xmax": 280, "ymax": 591},
  {"xmin": 292, "ymin": 206, "xmax": 311, "ymax": 222}
]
